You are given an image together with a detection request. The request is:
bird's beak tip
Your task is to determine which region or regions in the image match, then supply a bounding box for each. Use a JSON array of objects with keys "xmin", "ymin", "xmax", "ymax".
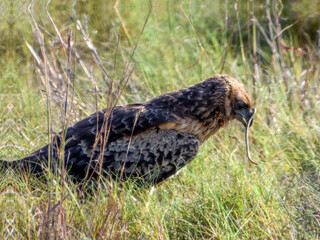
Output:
[{"xmin": 236, "ymin": 108, "xmax": 256, "ymax": 128}]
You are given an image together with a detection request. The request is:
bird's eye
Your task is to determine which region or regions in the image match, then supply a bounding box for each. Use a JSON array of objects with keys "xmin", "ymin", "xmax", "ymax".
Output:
[{"xmin": 237, "ymin": 100, "xmax": 247, "ymax": 109}]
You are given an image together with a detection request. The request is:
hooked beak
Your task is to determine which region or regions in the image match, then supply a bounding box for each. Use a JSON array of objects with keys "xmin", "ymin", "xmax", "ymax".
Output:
[{"xmin": 235, "ymin": 108, "xmax": 255, "ymax": 127}]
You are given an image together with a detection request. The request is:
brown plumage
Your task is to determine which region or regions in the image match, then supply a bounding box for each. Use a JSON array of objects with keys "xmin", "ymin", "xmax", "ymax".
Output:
[{"xmin": 15, "ymin": 74, "xmax": 255, "ymax": 184}]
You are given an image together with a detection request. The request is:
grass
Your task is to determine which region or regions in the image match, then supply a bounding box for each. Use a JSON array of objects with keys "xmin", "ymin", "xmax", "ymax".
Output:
[{"xmin": 1, "ymin": 0, "xmax": 320, "ymax": 239}]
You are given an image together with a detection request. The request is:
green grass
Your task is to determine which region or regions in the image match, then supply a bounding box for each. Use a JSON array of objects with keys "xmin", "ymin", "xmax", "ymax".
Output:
[{"xmin": 1, "ymin": 0, "xmax": 320, "ymax": 239}]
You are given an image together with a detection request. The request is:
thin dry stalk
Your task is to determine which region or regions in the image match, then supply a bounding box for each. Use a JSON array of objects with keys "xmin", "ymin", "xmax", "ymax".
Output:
[
  {"xmin": 180, "ymin": 0, "xmax": 216, "ymax": 72},
  {"xmin": 113, "ymin": 0, "xmax": 133, "ymax": 45},
  {"xmin": 235, "ymin": 0, "xmax": 246, "ymax": 62},
  {"xmin": 45, "ymin": 0, "xmax": 92, "ymax": 80}
]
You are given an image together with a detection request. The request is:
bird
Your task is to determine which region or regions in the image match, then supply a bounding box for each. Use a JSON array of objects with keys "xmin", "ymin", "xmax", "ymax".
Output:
[{"xmin": 11, "ymin": 74, "xmax": 255, "ymax": 184}]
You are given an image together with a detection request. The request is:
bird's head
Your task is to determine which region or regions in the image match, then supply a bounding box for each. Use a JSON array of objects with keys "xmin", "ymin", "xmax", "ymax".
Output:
[
  {"xmin": 184, "ymin": 75, "xmax": 256, "ymax": 131},
  {"xmin": 228, "ymin": 79, "xmax": 255, "ymax": 128},
  {"xmin": 211, "ymin": 75, "xmax": 255, "ymax": 128}
]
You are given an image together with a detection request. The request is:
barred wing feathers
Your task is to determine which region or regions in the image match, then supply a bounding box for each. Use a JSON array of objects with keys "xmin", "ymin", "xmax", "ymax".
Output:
[{"xmin": 20, "ymin": 103, "xmax": 199, "ymax": 183}]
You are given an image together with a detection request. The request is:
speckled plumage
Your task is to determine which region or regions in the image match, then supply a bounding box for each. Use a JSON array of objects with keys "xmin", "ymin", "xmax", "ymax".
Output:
[{"xmin": 16, "ymin": 75, "xmax": 254, "ymax": 184}]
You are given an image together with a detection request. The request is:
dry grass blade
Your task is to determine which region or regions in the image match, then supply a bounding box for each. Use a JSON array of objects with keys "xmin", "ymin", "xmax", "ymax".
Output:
[
  {"xmin": 76, "ymin": 19, "xmax": 111, "ymax": 81},
  {"xmin": 45, "ymin": 0, "xmax": 92, "ymax": 79},
  {"xmin": 179, "ymin": 0, "xmax": 215, "ymax": 72},
  {"xmin": 251, "ymin": 17, "xmax": 274, "ymax": 50}
]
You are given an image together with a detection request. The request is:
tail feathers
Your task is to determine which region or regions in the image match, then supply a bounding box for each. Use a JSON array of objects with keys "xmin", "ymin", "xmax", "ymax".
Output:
[
  {"xmin": 19, "ymin": 156, "xmax": 46, "ymax": 176},
  {"xmin": 0, "ymin": 157, "xmax": 45, "ymax": 177},
  {"xmin": 1, "ymin": 160, "xmax": 20, "ymax": 170},
  {"xmin": 1, "ymin": 143, "xmax": 65, "ymax": 178}
]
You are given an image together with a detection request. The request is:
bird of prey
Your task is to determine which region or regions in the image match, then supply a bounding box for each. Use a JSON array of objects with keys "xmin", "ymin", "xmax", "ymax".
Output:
[{"xmin": 13, "ymin": 74, "xmax": 256, "ymax": 184}]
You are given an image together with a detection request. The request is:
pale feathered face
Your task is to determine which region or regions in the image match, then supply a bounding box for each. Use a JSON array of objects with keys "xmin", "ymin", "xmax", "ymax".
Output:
[
  {"xmin": 218, "ymin": 75, "xmax": 254, "ymax": 127},
  {"xmin": 232, "ymin": 89, "xmax": 254, "ymax": 127}
]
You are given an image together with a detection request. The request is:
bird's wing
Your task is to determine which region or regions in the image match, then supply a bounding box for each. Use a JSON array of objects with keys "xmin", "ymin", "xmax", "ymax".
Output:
[
  {"xmin": 64, "ymin": 103, "xmax": 179, "ymax": 152},
  {"xmin": 67, "ymin": 129, "xmax": 200, "ymax": 183},
  {"xmin": 20, "ymin": 103, "xmax": 179, "ymax": 176}
]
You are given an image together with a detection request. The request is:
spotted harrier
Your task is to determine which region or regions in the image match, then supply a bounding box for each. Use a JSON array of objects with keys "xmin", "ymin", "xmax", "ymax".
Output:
[{"xmin": 12, "ymin": 74, "xmax": 256, "ymax": 184}]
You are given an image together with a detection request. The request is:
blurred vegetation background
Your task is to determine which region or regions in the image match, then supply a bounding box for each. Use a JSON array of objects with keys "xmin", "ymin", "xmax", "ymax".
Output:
[{"xmin": 0, "ymin": 0, "xmax": 319, "ymax": 239}]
